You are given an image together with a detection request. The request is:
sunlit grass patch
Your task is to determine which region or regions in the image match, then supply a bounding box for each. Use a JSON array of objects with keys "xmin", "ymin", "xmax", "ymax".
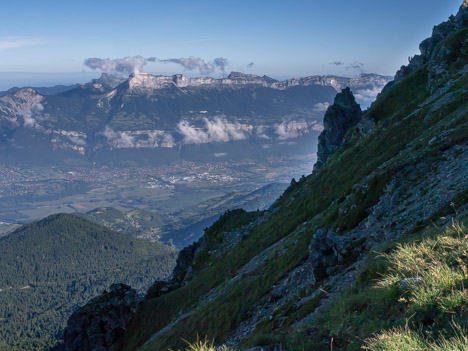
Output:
[
  {"xmin": 364, "ymin": 325, "xmax": 468, "ymax": 351},
  {"xmin": 173, "ymin": 336, "xmax": 234, "ymax": 351}
]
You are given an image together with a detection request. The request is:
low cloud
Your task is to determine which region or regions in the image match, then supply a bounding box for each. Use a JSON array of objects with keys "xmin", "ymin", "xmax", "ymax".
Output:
[
  {"xmin": 214, "ymin": 152, "xmax": 227, "ymax": 157},
  {"xmin": 177, "ymin": 117, "xmax": 246, "ymax": 144},
  {"xmin": 99, "ymin": 126, "xmax": 175, "ymax": 148},
  {"xmin": 330, "ymin": 61, "xmax": 344, "ymax": 66},
  {"xmin": 314, "ymin": 102, "xmax": 330, "ymax": 113},
  {"xmin": 99, "ymin": 125, "xmax": 135, "ymax": 148},
  {"xmin": 255, "ymin": 125, "xmax": 270, "ymax": 140},
  {"xmin": 68, "ymin": 135, "xmax": 87, "ymax": 146},
  {"xmin": 275, "ymin": 120, "xmax": 309, "ymax": 140},
  {"xmin": 354, "ymin": 85, "xmax": 386, "ymax": 108},
  {"xmin": 21, "ymin": 103, "xmax": 44, "ymax": 128},
  {"xmin": 84, "ymin": 56, "xmax": 147, "ymax": 76},
  {"xmin": 247, "ymin": 62, "xmax": 255, "ymax": 68},
  {"xmin": 159, "ymin": 56, "xmax": 228, "ymax": 75},
  {"xmin": 213, "ymin": 57, "xmax": 229, "ymax": 74}
]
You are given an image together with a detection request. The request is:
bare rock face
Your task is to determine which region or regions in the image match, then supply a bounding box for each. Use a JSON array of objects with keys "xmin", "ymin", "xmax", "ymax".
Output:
[
  {"xmin": 313, "ymin": 87, "xmax": 362, "ymax": 170},
  {"xmin": 63, "ymin": 284, "xmax": 138, "ymax": 351},
  {"xmin": 394, "ymin": 1, "xmax": 468, "ymax": 85}
]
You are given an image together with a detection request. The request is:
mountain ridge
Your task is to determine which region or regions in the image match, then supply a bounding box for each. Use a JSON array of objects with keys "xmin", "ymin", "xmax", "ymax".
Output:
[
  {"xmin": 0, "ymin": 213, "xmax": 178, "ymax": 350},
  {"xmin": 63, "ymin": 3, "xmax": 468, "ymax": 350}
]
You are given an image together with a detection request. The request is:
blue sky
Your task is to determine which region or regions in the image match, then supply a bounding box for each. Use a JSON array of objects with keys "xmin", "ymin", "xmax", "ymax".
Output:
[{"xmin": 0, "ymin": 0, "xmax": 462, "ymax": 84}]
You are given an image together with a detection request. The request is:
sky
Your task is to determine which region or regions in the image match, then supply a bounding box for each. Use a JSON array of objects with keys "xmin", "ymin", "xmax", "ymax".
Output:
[{"xmin": 0, "ymin": 0, "xmax": 463, "ymax": 88}]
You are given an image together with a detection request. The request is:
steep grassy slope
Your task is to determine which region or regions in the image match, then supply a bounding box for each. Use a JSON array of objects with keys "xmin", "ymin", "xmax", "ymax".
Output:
[
  {"xmin": 0, "ymin": 214, "xmax": 177, "ymax": 350},
  {"xmin": 112, "ymin": 6, "xmax": 468, "ymax": 351}
]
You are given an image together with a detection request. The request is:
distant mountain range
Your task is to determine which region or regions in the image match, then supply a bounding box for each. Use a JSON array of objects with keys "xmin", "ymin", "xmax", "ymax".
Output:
[{"xmin": 0, "ymin": 71, "xmax": 391, "ymax": 166}]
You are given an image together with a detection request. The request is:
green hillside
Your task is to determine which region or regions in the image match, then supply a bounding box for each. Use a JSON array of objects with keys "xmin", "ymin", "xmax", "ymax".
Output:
[
  {"xmin": 105, "ymin": 5, "xmax": 468, "ymax": 351},
  {"xmin": 0, "ymin": 214, "xmax": 177, "ymax": 350}
]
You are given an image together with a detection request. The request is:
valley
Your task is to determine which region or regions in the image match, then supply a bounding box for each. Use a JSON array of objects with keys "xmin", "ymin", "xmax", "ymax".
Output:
[{"xmin": 0, "ymin": 153, "xmax": 315, "ymax": 245}]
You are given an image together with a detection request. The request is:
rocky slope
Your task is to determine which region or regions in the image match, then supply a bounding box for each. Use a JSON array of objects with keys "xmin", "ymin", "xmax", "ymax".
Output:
[{"xmin": 64, "ymin": 3, "xmax": 467, "ymax": 351}]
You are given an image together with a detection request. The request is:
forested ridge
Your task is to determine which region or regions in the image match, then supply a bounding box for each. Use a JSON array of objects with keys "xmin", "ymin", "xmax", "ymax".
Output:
[{"xmin": 0, "ymin": 213, "xmax": 177, "ymax": 350}]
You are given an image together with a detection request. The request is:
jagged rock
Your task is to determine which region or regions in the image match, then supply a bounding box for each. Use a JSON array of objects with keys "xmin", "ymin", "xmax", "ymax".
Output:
[
  {"xmin": 394, "ymin": 2, "xmax": 468, "ymax": 85},
  {"xmin": 314, "ymin": 87, "xmax": 362, "ymax": 170},
  {"xmin": 308, "ymin": 229, "xmax": 364, "ymax": 281},
  {"xmin": 63, "ymin": 284, "xmax": 138, "ymax": 351},
  {"xmin": 146, "ymin": 241, "xmax": 200, "ymax": 299},
  {"xmin": 172, "ymin": 241, "xmax": 200, "ymax": 285}
]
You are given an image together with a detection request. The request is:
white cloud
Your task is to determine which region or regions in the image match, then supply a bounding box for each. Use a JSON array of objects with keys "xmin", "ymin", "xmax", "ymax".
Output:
[
  {"xmin": 84, "ymin": 56, "xmax": 147, "ymax": 76},
  {"xmin": 314, "ymin": 102, "xmax": 330, "ymax": 113},
  {"xmin": 354, "ymin": 85, "xmax": 386, "ymax": 108},
  {"xmin": 21, "ymin": 103, "xmax": 44, "ymax": 129},
  {"xmin": 68, "ymin": 135, "xmax": 87, "ymax": 146},
  {"xmin": 99, "ymin": 126, "xmax": 134, "ymax": 148},
  {"xmin": 177, "ymin": 117, "xmax": 246, "ymax": 144}
]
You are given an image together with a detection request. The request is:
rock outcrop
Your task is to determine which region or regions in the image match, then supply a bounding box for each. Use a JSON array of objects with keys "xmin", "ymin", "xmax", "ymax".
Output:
[
  {"xmin": 146, "ymin": 241, "xmax": 200, "ymax": 299},
  {"xmin": 313, "ymin": 87, "xmax": 362, "ymax": 170},
  {"xmin": 63, "ymin": 284, "xmax": 138, "ymax": 351},
  {"xmin": 308, "ymin": 228, "xmax": 365, "ymax": 282},
  {"xmin": 394, "ymin": 3, "xmax": 468, "ymax": 85}
]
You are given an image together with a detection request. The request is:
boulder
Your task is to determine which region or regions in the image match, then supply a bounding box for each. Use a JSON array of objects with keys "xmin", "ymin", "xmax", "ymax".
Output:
[{"xmin": 309, "ymin": 228, "xmax": 365, "ymax": 281}]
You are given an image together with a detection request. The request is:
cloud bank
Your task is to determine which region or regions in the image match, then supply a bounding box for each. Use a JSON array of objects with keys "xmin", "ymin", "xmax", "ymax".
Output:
[
  {"xmin": 84, "ymin": 56, "xmax": 147, "ymax": 76},
  {"xmin": 84, "ymin": 55, "xmax": 230, "ymax": 76},
  {"xmin": 177, "ymin": 117, "xmax": 246, "ymax": 144},
  {"xmin": 354, "ymin": 85, "xmax": 386, "ymax": 108},
  {"xmin": 99, "ymin": 126, "xmax": 175, "ymax": 148},
  {"xmin": 159, "ymin": 56, "xmax": 229, "ymax": 75}
]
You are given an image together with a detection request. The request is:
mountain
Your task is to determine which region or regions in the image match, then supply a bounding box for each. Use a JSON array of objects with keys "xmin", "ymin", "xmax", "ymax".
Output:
[
  {"xmin": 0, "ymin": 84, "xmax": 80, "ymax": 97},
  {"xmin": 64, "ymin": 3, "xmax": 468, "ymax": 351},
  {"xmin": 0, "ymin": 214, "xmax": 177, "ymax": 350},
  {"xmin": 0, "ymin": 71, "xmax": 390, "ymax": 166}
]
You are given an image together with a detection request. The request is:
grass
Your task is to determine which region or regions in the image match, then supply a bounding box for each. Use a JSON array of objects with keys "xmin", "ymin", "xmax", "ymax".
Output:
[
  {"xmin": 285, "ymin": 216, "xmax": 468, "ymax": 351},
  {"xmin": 364, "ymin": 326, "xmax": 468, "ymax": 351},
  {"xmin": 171, "ymin": 336, "xmax": 233, "ymax": 351}
]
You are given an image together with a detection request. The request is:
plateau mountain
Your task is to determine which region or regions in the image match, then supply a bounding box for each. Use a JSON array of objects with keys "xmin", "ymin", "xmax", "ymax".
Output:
[{"xmin": 0, "ymin": 72, "xmax": 390, "ymax": 166}]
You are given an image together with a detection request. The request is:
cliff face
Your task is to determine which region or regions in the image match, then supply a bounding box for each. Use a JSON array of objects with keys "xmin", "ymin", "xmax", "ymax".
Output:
[
  {"xmin": 313, "ymin": 87, "xmax": 362, "ymax": 170},
  {"xmin": 64, "ymin": 3, "xmax": 468, "ymax": 351},
  {"xmin": 118, "ymin": 71, "xmax": 390, "ymax": 94}
]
